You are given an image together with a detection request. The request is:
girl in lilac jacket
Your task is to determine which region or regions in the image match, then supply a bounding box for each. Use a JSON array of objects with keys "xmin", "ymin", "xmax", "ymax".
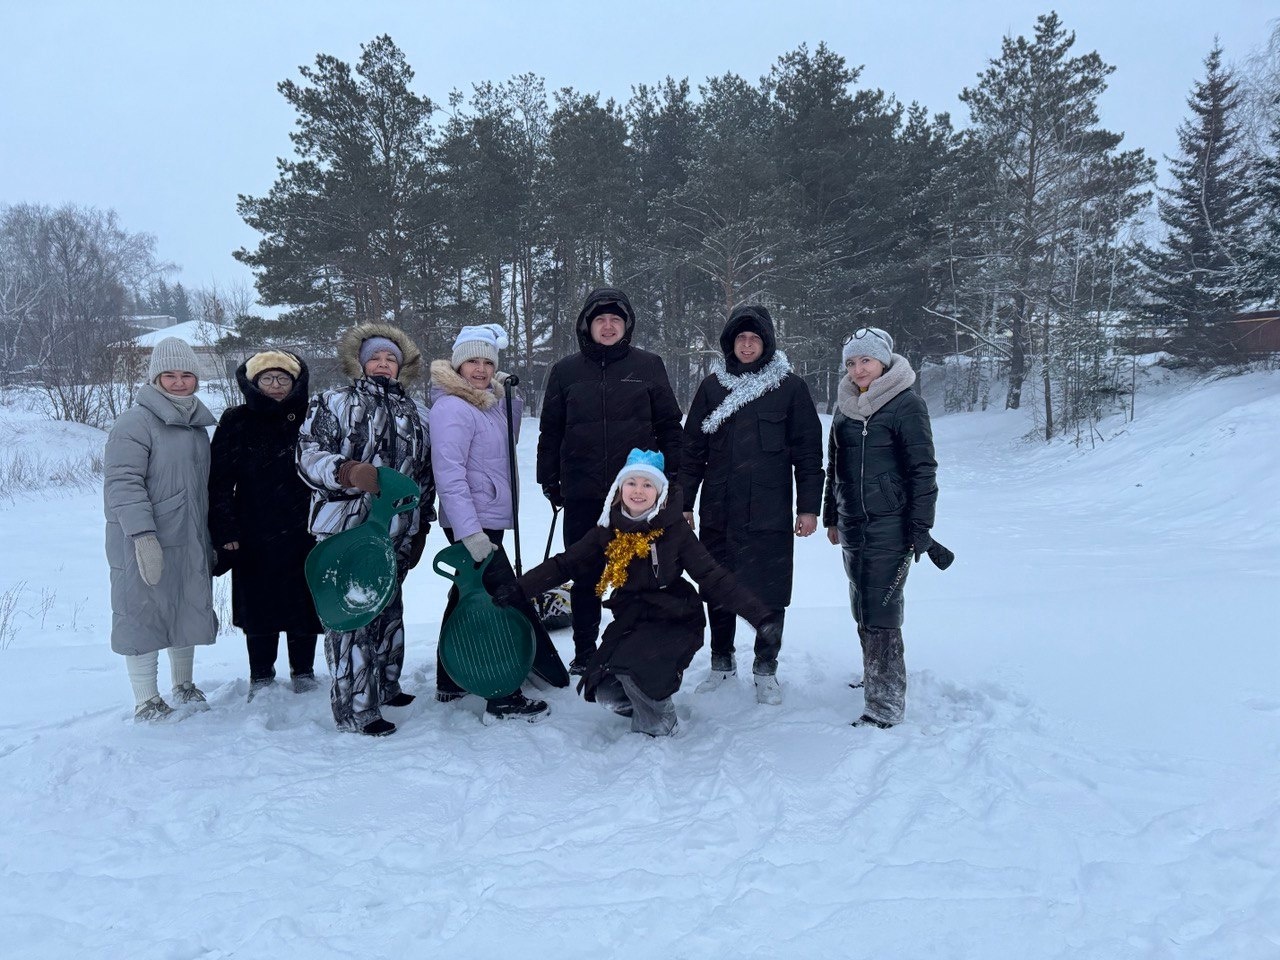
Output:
[{"xmin": 427, "ymin": 324, "xmax": 554, "ymax": 722}]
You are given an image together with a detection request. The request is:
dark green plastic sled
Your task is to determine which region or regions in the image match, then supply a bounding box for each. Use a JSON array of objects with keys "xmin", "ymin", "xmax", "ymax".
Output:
[
  {"xmin": 432, "ymin": 541, "xmax": 536, "ymax": 699},
  {"xmin": 305, "ymin": 467, "xmax": 420, "ymax": 632}
]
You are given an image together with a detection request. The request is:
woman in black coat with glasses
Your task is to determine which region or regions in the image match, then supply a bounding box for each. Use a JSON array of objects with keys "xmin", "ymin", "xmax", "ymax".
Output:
[{"xmin": 209, "ymin": 350, "xmax": 322, "ymax": 698}]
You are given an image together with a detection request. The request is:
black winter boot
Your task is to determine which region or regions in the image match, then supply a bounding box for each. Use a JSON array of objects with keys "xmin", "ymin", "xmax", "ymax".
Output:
[
  {"xmin": 482, "ymin": 691, "xmax": 550, "ymax": 724},
  {"xmin": 852, "ymin": 714, "xmax": 894, "ymax": 729}
]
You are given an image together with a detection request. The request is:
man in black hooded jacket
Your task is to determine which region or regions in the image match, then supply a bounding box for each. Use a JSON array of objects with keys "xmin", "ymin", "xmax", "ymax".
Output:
[
  {"xmin": 537, "ymin": 287, "xmax": 683, "ymax": 672},
  {"xmin": 680, "ymin": 305, "xmax": 823, "ymax": 703}
]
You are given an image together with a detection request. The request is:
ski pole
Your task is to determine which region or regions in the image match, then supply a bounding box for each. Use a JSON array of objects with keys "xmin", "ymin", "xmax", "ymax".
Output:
[
  {"xmin": 544, "ymin": 505, "xmax": 560, "ymax": 562},
  {"xmin": 881, "ymin": 554, "xmax": 912, "ymax": 607},
  {"xmin": 503, "ymin": 373, "xmax": 523, "ymax": 577}
]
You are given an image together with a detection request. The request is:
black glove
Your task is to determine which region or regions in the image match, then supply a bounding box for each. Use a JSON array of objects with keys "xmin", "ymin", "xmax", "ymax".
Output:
[
  {"xmin": 407, "ymin": 522, "xmax": 430, "ymax": 570},
  {"xmin": 911, "ymin": 527, "xmax": 933, "ymax": 563},
  {"xmin": 490, "ymin": 580, "xmax": 525, "ymax": 609},
  {"xmin": 927, "ymin": 540, "xmax": 955, "ymax": 570},
  {"xmin": 542, "ymin": 483, "xmax": 564, "ymax": 509}
]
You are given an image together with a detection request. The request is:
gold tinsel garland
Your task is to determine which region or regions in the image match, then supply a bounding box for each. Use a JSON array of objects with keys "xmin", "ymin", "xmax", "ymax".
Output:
[{"xmin": 595, "ymin": 529, "xmax": 664, "ymax": 597}]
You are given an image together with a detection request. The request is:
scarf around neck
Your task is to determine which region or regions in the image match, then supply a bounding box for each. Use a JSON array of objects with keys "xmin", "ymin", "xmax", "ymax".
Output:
[
  {"xmin": 836, "ymin": 354, "xmax": 916, "ymax": 422},
  {"xmin": 700, "ymin": 351, "xmax": 791, "ymax": 434},
  {"xmin": 156, "ymin": 387, "xmax": 200, "ymax": 417}
]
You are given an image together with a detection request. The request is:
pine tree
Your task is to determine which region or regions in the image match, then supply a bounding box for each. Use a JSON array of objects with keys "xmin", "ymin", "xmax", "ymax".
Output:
[
  {"xmin": 235, "ymin": 36, "xmax": 437, "ymax": 344},
  {"xmin": 961, "ymin": 12, "xmax": 1152, "ymax": 429},
  {"xmin": 1141, "ymin": 43, "xmax": 1257, "ymax": 364}
]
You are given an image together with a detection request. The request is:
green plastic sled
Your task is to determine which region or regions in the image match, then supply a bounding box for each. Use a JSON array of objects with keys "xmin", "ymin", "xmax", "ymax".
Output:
[
  {"xmin": 432, "ymin": 541, "xmax": 536, "ymax": 700},
  {"xmin": 305, "ymin": 467, "xmax": 421, "ymax": 632}
]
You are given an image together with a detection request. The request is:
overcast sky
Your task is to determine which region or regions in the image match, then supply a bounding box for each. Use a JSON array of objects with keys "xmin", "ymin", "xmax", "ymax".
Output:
[{"xmin": 1, "ymin": 0, "xmax": 1275, "ymax": 304}]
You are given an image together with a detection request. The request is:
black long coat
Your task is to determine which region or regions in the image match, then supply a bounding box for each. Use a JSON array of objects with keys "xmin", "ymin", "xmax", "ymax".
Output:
[
  {"xmin": 821, "ymin": 386, "xmax": 937, "ymax": 628},
  {"xmin": 209, "ymin": 359, "xmax": 322, "ymax": 635},
  {"xmin": 517, "ymin": 491, "xmax": 771, "ymax": 702},
  {"xmin": 680, "ymin": 306, "xmax": 824, "ymax": 609},
  {"xmin": 536, "ymin": 287, "xmax": 684, "ymax": 503}
]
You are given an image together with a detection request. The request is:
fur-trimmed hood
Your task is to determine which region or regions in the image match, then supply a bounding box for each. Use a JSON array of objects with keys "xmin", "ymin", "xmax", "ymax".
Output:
[
  {"xmin": 429, "ymin": 359, "xmax": 507, "ymax": 410},
  {"xmin": 338, "ymin": 322, "xmax": 423, "ymax": 384}
]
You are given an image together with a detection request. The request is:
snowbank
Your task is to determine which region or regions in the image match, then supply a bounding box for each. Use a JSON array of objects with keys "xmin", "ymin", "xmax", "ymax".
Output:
[{"xmin": 0, "ymin": 369, "xmax": 1276, "ymax": 959}]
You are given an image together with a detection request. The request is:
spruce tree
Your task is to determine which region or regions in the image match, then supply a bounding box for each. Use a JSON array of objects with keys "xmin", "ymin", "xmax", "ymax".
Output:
[
  {"xmin": 1241, "ymin": 111, "xmax": 1280, "ymax": 303},
  {"xmin": 1141, "ymin": 43, "xmax": 1257, "ymax": 364}
]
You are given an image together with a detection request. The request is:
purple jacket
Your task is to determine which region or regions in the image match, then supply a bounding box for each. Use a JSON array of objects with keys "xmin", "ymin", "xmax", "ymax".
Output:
[{"xmin": 427, "ymin": 360, "xmax": 523, "ymax": 539}]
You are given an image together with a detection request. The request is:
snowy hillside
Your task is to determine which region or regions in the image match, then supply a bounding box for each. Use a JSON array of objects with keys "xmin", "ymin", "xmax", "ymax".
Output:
[{"xmin": 0, "ymin": 370, "xmax": 1276, "ymax": 960}]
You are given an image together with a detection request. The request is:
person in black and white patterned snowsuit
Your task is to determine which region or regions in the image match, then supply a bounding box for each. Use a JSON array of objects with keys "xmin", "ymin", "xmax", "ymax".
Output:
[{"xmin": 297, "ymin": 323, "xmax": 436, "ymax": 736}]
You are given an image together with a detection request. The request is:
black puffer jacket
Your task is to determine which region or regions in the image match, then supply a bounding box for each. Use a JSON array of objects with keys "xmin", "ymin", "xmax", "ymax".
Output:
[
  {"xmin": 822, "ymin": 363, "xmax": 937, "ymax": 628},
  {"xmin": 680, "ymin": 305, "xmax": 824, "ymax": 608},
  {"xmin": 536, "ymin": 288, "xmax": 683, "ymax": 502},
  {"xmin": 517, "ymin": 490, "xmax": 770, "ymax": 701},
  {"xmin": 209, "ymin": 355, "xmax": 322, "ymax": 634}
]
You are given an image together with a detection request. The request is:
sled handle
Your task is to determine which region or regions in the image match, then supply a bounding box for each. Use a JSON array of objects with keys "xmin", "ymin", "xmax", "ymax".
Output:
[{"xmin": 431, "ymin": 541, "xmax": 496, "ymax": 589}]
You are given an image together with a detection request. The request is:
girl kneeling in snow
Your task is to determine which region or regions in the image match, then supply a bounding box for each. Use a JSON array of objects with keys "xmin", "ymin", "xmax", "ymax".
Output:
[{"xmin": 497, "ymin": 449, "xmax": 781, "ymax": 737}]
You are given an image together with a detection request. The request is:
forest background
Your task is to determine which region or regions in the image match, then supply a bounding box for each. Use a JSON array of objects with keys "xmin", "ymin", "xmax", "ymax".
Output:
[{"xmin": 4, "ymin": 9, "xmax": 1280, "ymax": 441}]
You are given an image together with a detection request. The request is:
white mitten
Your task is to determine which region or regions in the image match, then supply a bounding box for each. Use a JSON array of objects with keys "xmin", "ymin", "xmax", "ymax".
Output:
[
  {"xmin": 134, "ymin": 534, "xmax": 164, "ymax": 586},
  {"xmin": 461, "ymin": 531, "xmax": 498, "ymax": 563}
]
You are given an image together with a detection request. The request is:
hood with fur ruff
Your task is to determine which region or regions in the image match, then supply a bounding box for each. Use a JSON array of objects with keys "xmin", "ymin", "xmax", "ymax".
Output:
[{"xmin": 338, "ymin": 322, "xmax": 423, "ymax": 384}]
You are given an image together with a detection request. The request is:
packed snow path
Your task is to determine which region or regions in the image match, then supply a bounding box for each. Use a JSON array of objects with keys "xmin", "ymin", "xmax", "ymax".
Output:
[{"xmin": 0, "ymin": 371, "xmax": 1276, "ymax": 959}]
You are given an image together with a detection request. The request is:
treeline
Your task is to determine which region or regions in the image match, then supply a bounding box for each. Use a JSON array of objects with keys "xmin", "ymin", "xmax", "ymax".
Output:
[
  {"xmin": 234, "ymin": 13, "xmax": 1280, "ymax": 436},
  {"xmin": 4, "ymin": 12, "xmax": 1278, "ymax": 438}
]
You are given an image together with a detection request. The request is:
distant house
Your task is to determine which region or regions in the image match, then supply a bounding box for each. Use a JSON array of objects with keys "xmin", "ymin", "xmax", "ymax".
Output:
[
  {"xmin": 123, "ymin": 315, "xmax": 178, "ymax": 336},
  {"xmin": 132, "ymin": 320, "xmax": 236, "ymax": 381},
  {"xmin": 1226, "ymin": 310, "xmax": 1280, "ymax": 355}
]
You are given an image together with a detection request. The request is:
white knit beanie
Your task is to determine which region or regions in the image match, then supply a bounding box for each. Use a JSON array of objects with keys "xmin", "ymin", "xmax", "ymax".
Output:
[
  {"xmin": 842, "ymin": 327, "xmax": 894, "ymax": 369},
  {"xmin": 148, "ymin": 337, "xmax": 201, "ymax": 383},
  {"xmin": 451, "ymin": 324, "xmax": 509, "ymax": 371}
]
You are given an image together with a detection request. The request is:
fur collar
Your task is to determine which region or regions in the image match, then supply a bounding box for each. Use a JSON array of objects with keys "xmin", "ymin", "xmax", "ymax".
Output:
[
  {"xmin": 836, "ymin": 354, "xmax": 916, "ymax": 421},
  {"xmin": 429, "ymin": 359, "xmax": 506, "ymax": 410},
  {"xmin": 338, "ymin": 322, "xmax": 422, "ymax": 384},
  {"xmin": 700, "ymin": 352, "xmax": 791, "ymax": 434}
]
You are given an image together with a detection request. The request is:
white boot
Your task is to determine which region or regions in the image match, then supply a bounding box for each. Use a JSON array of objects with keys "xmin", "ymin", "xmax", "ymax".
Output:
[
  {"xmin": 754, "ymin": 674, "xmax": 782, "ymax": 706},
  {"xmin": 695, "ymin": 653, "xmax": 736, "ymax": 693}
]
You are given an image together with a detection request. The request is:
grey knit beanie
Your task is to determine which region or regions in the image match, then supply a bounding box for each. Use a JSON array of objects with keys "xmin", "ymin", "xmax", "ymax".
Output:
[
  {"xmin": 842, "ymin": 327, "xmax": 894, "ymax": 369},
  {"xmin": 148, "ymin": 337, "xmax": 201, "ymax": 383}
]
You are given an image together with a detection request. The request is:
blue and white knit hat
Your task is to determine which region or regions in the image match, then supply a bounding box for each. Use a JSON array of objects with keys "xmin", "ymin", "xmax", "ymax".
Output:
[
  {"xmin": 842, "ymin": 327, "xmax": 894, "ymax": 369},
  {"xmin": 598, "ymin": 448, "xmax": 669, "ymax": 526},
  {"xmin": 451, "ymin": 323, "xmax": 509, "ymax": 371}
]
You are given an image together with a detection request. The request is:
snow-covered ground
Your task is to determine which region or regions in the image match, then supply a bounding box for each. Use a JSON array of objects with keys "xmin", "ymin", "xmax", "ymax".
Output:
[{"xmin": 1, "ymin": 370, "xmax": 1276, "ymax": 959}]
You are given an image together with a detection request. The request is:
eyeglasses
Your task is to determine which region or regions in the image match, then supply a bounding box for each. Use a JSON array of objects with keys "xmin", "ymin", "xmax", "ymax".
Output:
[{"xmin": 258, "ymin": 374, "xmax": 294, "ymax": 386}]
